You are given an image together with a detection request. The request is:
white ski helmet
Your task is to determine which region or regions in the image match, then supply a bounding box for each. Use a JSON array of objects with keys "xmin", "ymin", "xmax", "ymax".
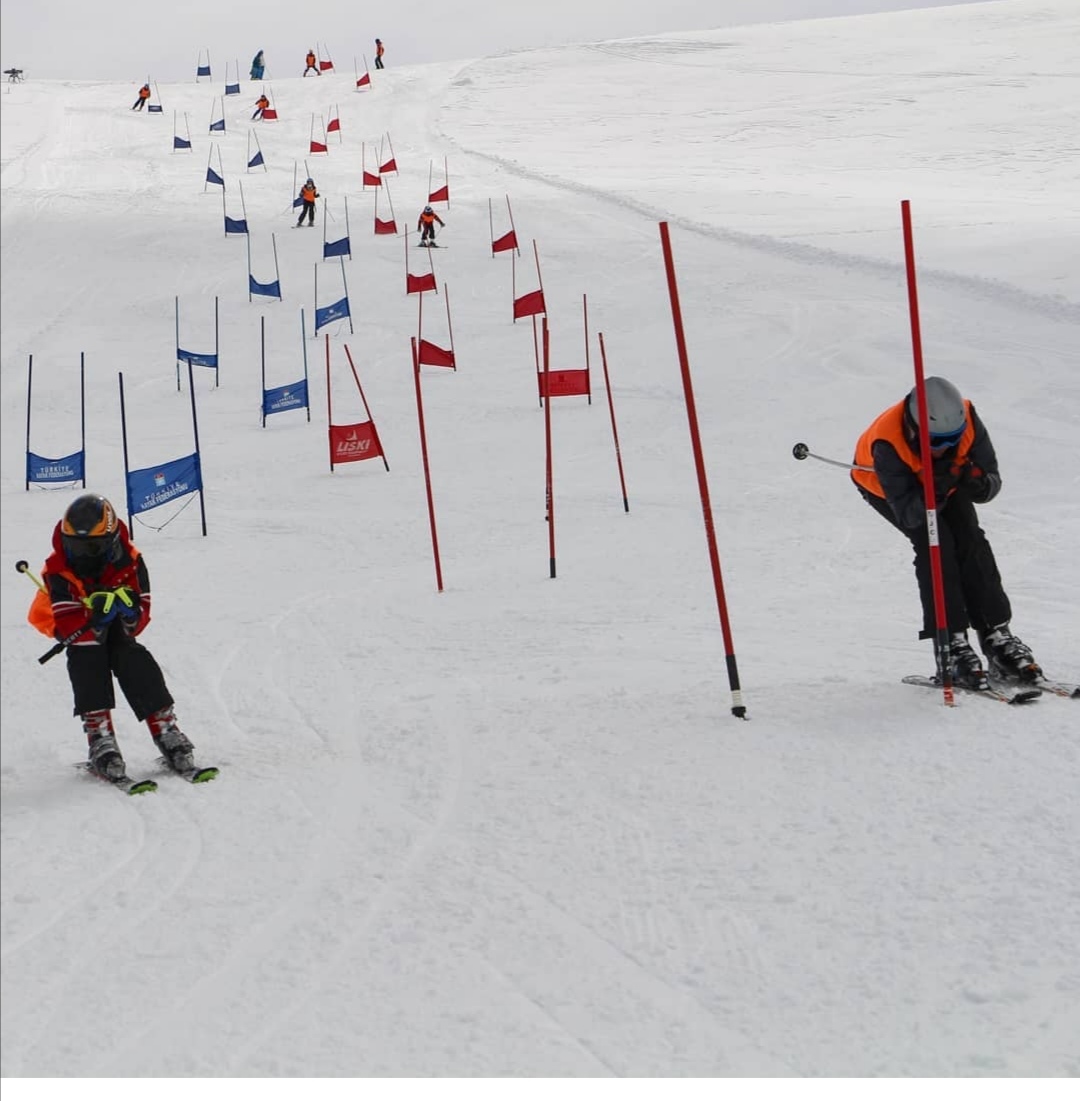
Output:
[{"xmin": 907, "ymin": 376, "xmax": 966, "ymax": 444}]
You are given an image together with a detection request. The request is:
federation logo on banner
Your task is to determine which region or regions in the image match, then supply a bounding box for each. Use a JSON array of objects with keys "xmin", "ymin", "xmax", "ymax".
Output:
[
  {"xmin": 26, "ymin": 451, "xmax": 85, "ymax": 484},
  {"xmin": 127, "ymin": 453, "xmax": 201, "ymax": 516},
  {"xmin": 263, "ymin": 380, "xmax": 308, "ymax": 418}
]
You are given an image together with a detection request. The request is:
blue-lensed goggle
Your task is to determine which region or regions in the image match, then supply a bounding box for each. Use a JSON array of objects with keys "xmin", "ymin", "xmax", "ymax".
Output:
[{"xmin": 929, "ymin": 427, "xmax": 964, "ymax": 449}]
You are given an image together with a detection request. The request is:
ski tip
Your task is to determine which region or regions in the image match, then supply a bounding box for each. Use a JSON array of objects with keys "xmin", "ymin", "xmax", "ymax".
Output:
[
  {"xmin": 190, "ymin": 767, "xmax": 220, "ymax": 783},
  {"xmin": 127, "ymin": 779, "xmax": 159, "ymax": 795}
]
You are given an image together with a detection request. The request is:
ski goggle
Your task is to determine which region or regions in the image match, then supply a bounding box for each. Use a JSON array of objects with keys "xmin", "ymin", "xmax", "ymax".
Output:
[
  {"xmin": 929, "ymin": 427, "xmax": 964, "ymax": 450},
  {"xmin": 62, "ymin": 533, "xmax": 116, "ymax": 558}
]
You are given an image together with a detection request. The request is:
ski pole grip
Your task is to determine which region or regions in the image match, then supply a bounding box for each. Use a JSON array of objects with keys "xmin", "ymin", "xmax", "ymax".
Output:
[{"xmin": 38, "ymin": 642, "xmax": 65, "ymax": 665}]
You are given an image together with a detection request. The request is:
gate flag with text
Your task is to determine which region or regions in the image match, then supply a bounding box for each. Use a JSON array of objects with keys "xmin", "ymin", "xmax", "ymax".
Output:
[
  {"xmin": 119, "ymin": 364, "xmax": 208, "ymax": 535},
  {"xmin": 25, "ymin": 352, "xmax": 87, "ymax": 489},
  {"xmin": 326, "ymin": 336, "xmax": 388, "ymax": 472}
]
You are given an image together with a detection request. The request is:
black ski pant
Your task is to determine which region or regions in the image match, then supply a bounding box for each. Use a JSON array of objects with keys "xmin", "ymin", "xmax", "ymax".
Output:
[
  {"xmin": 132, "ymin": 98, "xmax": 146, "ymax": 110},
  {"xmin": 297, "ymin": 200, "xmax": 316, "ymax": 225},
  {"xmin": 66, "ymin": 625, "xmax": 173, "ymax": 722},
  {"xmin": 861, "ymin": 488, "xmax": 1011, "ymax": 639},
  {"xmin": 375, "ymin": 57, "xmax": 384, "ymax": 70}
]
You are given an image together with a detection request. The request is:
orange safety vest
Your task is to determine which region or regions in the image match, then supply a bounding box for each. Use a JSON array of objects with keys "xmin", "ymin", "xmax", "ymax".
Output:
[
  {"xmin": 420, "ymin": 211, "xmax": 437, "ymax": 225},
  {"xmin": 139, "ymin": 85, "xmax": 150, "ymax": 99},
  {"xmin": 852, "ymin": 398, "xmax": 975, "ymax": 499},
  {"xmin": 257, "ymin": 96, "xmax": 269, "ymax": 108},
  {"xmin": 376, "ymin": 43, "xmax": 385, "ymax": 57},
  {"xmin": 306, "ymin": 53, "xmax": 316, "ymax": 66},
  {"xmin": 301, "ymin": 183, "xmax": 317, "ymax": 203}
]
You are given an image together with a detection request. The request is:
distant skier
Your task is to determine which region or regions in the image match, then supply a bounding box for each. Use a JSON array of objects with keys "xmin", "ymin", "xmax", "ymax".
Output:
[
  {"xmin": 296, "ymin": 178, "xmax": 319, "ymax": 226},
  {"xmin": 852, "ymin": 376, "xmax": 1042, "ymax": 690},
  {"xmin": 26, "ymin": 494, "xmax": 198, "ymax": 781},
  {"xmin": 374, "ymin": 39, "xmax": 385, "ymax": 70},
  {"xmin": 417, "ymin": 204, "xmax": 444, "ymax": 246},
  {"xmin": 131, "ymin": 83, "xmax": 151, "ymax": 111},
  {"xmin": 252, "ymin": 93, "xmax": 270, "ymax": 120},
  {"xmin": 250, "ymin": 50, "xmax": 265, "ymax": 81},
  {"xmin": 304, "ymin": 50, "xmax": 320, "ymax": 77}
]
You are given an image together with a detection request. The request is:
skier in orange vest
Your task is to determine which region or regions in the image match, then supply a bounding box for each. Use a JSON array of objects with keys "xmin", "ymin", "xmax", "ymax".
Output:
[
  {"xmin": 295, "ymin": 178, "xmax": 319, "ymax": 226},
  {"xmin": 131, "ymin": 83, "xmax": 151, "ymax": 110},
  {"xmin": 304, "ymin": 50, "xmax": 320, "ymax": 77},
  {"xmin": 852, "ymin": 376, "xmax": 1042, "ymax": 690},
  {"xmin": 375, "ymin": 39, "xmax": 385, "ymax": 70},
  {"xmin": 417, "ymin": 205, "xmax": 444, "ymax": 246}
]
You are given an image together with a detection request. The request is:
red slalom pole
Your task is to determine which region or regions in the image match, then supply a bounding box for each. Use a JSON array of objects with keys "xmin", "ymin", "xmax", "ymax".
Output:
[
  {"xmin": 901, "ymin": 199, "xmax": 954, "ymax": 706},
  {"xmin": 658, "ymin": 222, "xmax": 746, "ymax": 719},
  {"xmin": 543, "ymin": 317, "xmax": 556, "ymax": 578},
  {"xmin": 410, "ymin": 338, "xmax": 444, "ymax": 593},
  {"xmin": 598, "ymin": 331, "xmax": 629, "ymax": 512}
]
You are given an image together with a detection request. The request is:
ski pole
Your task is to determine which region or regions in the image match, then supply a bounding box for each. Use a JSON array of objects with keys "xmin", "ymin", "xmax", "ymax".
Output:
[
  {"xmin": 15, "ymin": 558, "xmax": 47, "ymax": 594},
  {"xmin": 35, "ymin": 622, "xmax": 99, "ymax": 665},
  {"xmin": 792, "ymin": 442, "xmax": 873, "ymax": 473},
  {"xmin": 15, "ymin": 559, "xmax": 97, "ymax": 664}
]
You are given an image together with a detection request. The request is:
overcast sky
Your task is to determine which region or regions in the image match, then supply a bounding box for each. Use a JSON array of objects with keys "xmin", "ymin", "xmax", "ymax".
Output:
[{"xmin": 2, "ymin": 0, "xmax": 988, "ymax": 82}]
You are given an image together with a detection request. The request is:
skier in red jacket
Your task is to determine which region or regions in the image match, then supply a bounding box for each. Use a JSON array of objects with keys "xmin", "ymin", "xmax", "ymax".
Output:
[{"xmin": 28, "ymin": 494, "xmax": 197, "ymax": 780}]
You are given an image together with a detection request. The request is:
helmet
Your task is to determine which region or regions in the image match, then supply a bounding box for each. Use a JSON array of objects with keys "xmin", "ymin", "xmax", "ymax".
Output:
[
  {"xmin": 906, "ymin": 376, "xmax": 967, "ymax": 447},
  {"xmin": 424, "ymin": 205, "xmax": 433, "ymax": 213},
  {"xmin": 61, "ymin": 494, "xmax": 121, "ymax": 575},
  {"xmin": 306, "ymin": 177, "xmax": 314, "ymax": 184}
]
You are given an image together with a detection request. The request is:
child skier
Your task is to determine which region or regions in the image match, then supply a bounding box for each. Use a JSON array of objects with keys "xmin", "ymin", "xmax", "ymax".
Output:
[
  {"xmin": 27, "ymin": 494, "xmax": 198, "ymax": 780},
  {"xmin": 296, "ymin": 178, "xmax": 319, "ymax": 226},
  {"xmin": 417, "ymin": 205, "xmax": 444, "ymax": 246}
]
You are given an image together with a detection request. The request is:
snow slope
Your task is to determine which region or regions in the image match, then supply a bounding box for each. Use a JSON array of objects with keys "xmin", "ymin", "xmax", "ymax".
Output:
[{"xmin": 1, "ymin": 0, "xmax": 1078, "ymax": 1078}]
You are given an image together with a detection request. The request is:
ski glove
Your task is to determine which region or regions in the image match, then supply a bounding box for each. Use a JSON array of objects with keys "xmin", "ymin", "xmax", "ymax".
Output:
[
  {"xmin": 960, "ymin": 464, "xmax": 1001, "ymax": 504},
  {"xmin": 85, "ymin": 587, "xmax": 140, "ymax": 627},
  {"xmin": 932, "ymin": 465, "xmax": 962, "ymax": 502}
]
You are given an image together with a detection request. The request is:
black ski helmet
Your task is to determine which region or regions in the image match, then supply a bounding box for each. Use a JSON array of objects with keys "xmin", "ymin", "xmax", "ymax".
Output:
[
  {"xmin": 61, "ymin": 494, "xmax": 120, "ymax": 574},
  {"xmin": 906, "ymin": 376, "xmax": 967, "ymax": 445}
]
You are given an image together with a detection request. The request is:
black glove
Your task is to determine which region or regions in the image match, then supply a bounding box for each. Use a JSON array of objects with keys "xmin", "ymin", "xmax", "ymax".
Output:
[
  {"xmin": 959, "ymin": 464, "xmax": 1001, "ymax": 504},
  {"xmin": 932, "ymin": 461, "xmax": 962, "ymax": 502}
]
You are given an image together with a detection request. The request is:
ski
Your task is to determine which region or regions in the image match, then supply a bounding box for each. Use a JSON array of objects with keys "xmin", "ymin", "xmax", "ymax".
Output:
[
  {"xmin": 902, "ymin": 675, "xmax": 1041, "ymax": 705},
  {"xmin": 78, "ymin": 763, "xmax": 158, "ymax": 795},
  {"xmin": 158, "ymin": 757, "xmax": 220, "ymax": 783},
  {"xmin": 991, "ymin": 673, "xmax": 1079, "ymax": 700}
]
